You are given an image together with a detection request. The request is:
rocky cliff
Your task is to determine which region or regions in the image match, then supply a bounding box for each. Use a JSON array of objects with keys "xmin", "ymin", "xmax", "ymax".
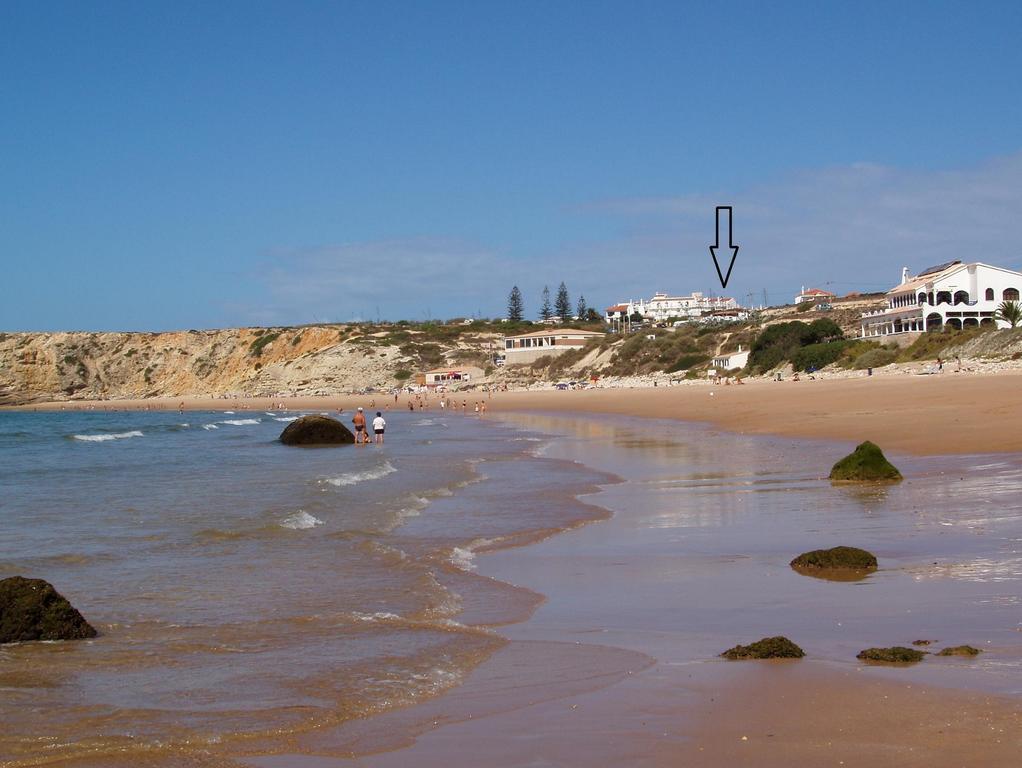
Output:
[{"xmin": 0, "ymin": 325, "xmax": 501, "ymax": 406}]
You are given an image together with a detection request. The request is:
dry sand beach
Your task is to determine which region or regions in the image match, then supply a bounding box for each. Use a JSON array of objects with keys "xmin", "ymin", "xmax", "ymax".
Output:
[{"xmin": 6, "ymin": 372, "xmax": 1022, "ymax": 766}]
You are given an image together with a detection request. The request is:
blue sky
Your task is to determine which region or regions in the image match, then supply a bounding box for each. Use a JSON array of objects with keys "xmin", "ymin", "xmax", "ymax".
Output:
[{"xmin": 3, "ymin": 1, "xmax": 1022, "ymax": 330}]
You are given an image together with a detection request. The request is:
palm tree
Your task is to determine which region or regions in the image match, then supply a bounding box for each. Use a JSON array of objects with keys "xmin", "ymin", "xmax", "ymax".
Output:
[{"xmin": 994, "ymin": 300, "xmax": 1022, "ymax": 328}]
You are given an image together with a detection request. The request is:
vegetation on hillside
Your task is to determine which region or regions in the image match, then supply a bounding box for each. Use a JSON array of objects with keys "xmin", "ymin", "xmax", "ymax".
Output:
[{"xmin": 747, "ymin": 319, "xmax": 843, "ymax": 373}]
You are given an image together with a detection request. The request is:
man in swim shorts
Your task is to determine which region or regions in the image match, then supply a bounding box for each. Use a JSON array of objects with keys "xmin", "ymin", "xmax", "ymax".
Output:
[
  {"xmin": 352, "ymin": 407, "xmax": 367, "ymax": 445},
  {"xmin": 372, "ymin": 411, "xmax": 386, "ymax": 444}
]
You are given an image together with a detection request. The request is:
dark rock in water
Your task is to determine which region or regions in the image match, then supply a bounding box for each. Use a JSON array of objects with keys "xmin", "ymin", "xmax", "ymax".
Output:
[
  {"xmin": 936, "ymin": 645, "xmax": 982, "ymax": 657},
  {"xmin": 911, "ymin": 639, "xmax": 934, "ymax": 646},
  {"xmin": 721, "ymin": 636, "xmax": 804, "ymax": 660},
  {"xmin": 790, "ymin": 546, "xmax": 878, "ymax": 572},
  {"xmin": 829, "ymin": 441, "xmax": 902, "ymax": 482},
  {"xmin": 0, "ymin": 576, "xmax": 97, "ymax": 644},
  {"xmin": 857, "ymin": 646, "xmax": 926, "ymax": 663},
  {"xmin": 279, "ymin": 415, "xmax": 355, "ymax": 446}
]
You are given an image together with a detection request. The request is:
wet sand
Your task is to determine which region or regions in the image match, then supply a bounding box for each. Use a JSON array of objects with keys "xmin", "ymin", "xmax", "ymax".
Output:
[
  {"xmin": 245, "ymin": 413, "xmax": 1022, "ymax": 767},
  {"xmin": 14, "ymin": 367, "xmax": 1022, "ymax": 456}
]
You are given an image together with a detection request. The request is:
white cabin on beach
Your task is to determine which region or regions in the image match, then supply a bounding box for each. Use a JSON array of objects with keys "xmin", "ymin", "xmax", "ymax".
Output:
[
  {"xmin": 860, "ymin": 261, "xmax": 1022, "ymax": 338},
  {"xmin": 503, "ymin": 329, "xmax": 604, "ymax": 364},
  {"xmin": 711, "ymin": 346, "xmax": 750, "ymax": 371},
  {"xmin": 419, "ymin": 367, "xmax": 482, "ymax": 387}
]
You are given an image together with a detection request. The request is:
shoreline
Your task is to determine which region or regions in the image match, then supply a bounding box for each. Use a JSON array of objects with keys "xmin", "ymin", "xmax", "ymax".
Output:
[
  {"xmin": 9, "ymin": 367, "xmax": 1022, "ymax": 456},
  {"xmin": 247, "ymin": 411, "xmax": 1022, "ymax": 767}
]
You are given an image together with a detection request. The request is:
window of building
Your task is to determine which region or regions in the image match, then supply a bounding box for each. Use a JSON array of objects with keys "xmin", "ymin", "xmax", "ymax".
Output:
[
  {"xmin": 1004, "ymin": 288, "xmax": 1020, "ymax": 301},
  {"xmin": 986, "ymin": 288, "xmax": 995, "ymax": 301}
]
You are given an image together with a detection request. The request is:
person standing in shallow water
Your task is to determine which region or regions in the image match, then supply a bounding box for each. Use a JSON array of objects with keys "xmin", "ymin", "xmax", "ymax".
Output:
[
  {"xmin": 351, "ymin": 407, "xmax": 367, "ymax": 445},
  {"xmin": 372, "ymin": 411, "xmax": 386, "ymax": 444}
]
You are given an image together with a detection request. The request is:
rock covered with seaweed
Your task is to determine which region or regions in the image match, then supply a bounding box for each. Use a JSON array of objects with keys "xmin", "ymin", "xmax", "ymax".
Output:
[
  {"xmin": 0, "ymin": 576, "xmax": 97, "ymax": 644},
  {"xmin": 721, "ymin": 636, "xmax": 805, "ymax": 660},
  {"xmin": 830, "ymin": 441, "xmax": 902, "ymax": 482},
  {"xmin": 279, "ymin": 415, "xmax": 355, "ymax": 446}
]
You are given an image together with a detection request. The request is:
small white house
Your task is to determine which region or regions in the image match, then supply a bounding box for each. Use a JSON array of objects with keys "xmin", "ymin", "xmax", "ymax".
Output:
[
  {"xmin": 861, "ymin": 261, "xmax": 1022, "ymax": 338},
  {"xmin": 419, "ymin": 367, "xmax": 481, "ymax": 387},
  {"xmin": 711, "ymin": 346, "xmax": 750, "ymax": 371},
  {"xmin": 503, "ymin": 329, "xmax": 604, "ymax": 364},
  {"xmin": 795, "ymin": 286, "xmax": 836, "ymax": 304}
]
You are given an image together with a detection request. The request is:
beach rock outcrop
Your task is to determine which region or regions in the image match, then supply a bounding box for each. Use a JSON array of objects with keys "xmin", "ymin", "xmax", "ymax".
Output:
[
  {"xmin": 790, "ymin": 546, "xmax": 878, "ymax": 572},
  {"xmin": 936, "ymin": 645, "xmax": 982, "ymax": 657},
  {"xmin": 0, "ymin": 576, "xmax": 97, "ymax": 644},
  {"xmin": 721, "ymin": 636, "xmax": 804, "ymax": 660},
  {"xmin": 829, "ymin": 441, "xmax": 902, "ymax": 482},
  {"xmin": 857, "ymin": 646, "xmax": 926, "ymax": 663},
  {"xmin": 279, "ymin": 415, "xmax": 355, "ymax": 446}
]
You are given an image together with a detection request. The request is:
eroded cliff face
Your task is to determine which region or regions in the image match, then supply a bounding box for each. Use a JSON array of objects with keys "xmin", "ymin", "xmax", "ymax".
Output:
[{"xmin": 0, "ymin": 326, "xmax": 490, "ymax": 405}]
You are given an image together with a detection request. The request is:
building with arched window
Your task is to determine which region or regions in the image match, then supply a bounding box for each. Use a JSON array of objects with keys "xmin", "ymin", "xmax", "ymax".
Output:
[{"xmin": 861, "ymin": 261, "xmax": 1022, "ymax": 338}]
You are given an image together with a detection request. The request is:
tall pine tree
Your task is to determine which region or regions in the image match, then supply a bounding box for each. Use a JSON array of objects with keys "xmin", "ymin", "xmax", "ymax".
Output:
[
  {"xmin": 539, "ymin": 286, "xmax": 553, "ymax": 321},
  {"xmin": 507, "ymin": 285, "xmax": 524, "ymax": 322},
  {"xmin": 555, "ymin": 282, "xmax": 571, "ymax": 322},
  {"xmin": 576, "ymin": 294, "xmax": 588, "ymax": 322}
]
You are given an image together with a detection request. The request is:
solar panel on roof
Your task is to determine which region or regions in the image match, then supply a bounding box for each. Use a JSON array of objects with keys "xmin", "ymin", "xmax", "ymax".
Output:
[{"xmin": 917, "ymin": 260, "xmax": 961, "ymax": 277}]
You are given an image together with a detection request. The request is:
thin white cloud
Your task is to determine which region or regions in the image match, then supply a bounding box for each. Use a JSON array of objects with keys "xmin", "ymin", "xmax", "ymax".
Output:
[
  {"xmin": 247, "ymin": 152, "xmax": 1022, "ymax": 322},
  {"xmin": 574, "ymin": 152, "xmax": 1022, "ymax": 304},
  {"xmin": 255, "ymin": 237, "xmax": 514, "ymax": 323}
]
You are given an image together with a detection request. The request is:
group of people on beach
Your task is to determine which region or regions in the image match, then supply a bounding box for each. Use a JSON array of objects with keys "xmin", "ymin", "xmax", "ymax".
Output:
[{"xmin": 350, "ymin": 407, "xmax": 386, "ymax": 445}]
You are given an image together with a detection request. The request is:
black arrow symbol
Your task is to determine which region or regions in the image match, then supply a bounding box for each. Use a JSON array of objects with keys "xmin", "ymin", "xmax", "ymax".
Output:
[{"xmin": 709, "ymin": 205, "xmax": 739, "ymax": 289}]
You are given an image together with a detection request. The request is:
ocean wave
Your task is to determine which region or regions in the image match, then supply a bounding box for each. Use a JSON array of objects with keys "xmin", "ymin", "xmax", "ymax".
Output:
[
  {"xmin": 274, "ymin": 416, "xmax": 299, "ymax": 422},
  {"xmin": 279, "ymin": 510, "xmax": 323, "ymax": 530},
  {"xmin": 323, "ymin": 461, "xmax": 397, "ymax": 487},
  {"xmin": 72, "ymin": 430, "xmax": 143, "ymax": 443},
  {"xmin": 220, "ymin": 419, "xmax": 260, "ymax": 426},
  {"xmin": 448, "ymin": 546, "xmax": 477, "ymax": 571},
  {"xmin": 202, "ymin": 424, "xmax": 219, "ymax": 430}
]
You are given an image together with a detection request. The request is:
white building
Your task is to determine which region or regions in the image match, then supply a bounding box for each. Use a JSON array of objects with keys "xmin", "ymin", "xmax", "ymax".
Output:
[
  {"xmin": 503, "ymin": 328, "xmax": 604, "ymax": 364},
  {"xmin": 605, "ymin": 292, "xmax": 738, "ymax": 324},
  {"xmin": 795, "ymin": 286, "xmax": 836, "ymax": 304},
  {"xmin": 711, "ymin": 346, "xmax": 750, "ymax": 371},
  {"xmin": 861, "ymin": 261, "xmax": 1022, "ymax": 338},
  {"xmin": 419, "ymin": 367, "xmax": 481, "ymax": 387}
]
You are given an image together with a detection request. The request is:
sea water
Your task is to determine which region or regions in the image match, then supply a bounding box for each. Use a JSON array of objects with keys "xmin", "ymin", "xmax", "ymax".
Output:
[{"xmin": 0, "ymin": 409, "xmax": 610, "ymax": 766}]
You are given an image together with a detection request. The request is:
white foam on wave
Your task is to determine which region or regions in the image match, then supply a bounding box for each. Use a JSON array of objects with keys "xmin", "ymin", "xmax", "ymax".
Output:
[
  {"xmin": 352, "ymin": 611, "xmax": 403, "ymax": 622},
  {"xmin": 202, "ymin": 424, "xmax": 219, "ymax": 430},
  {"xmin": 279, "ymin": 510, "xmax": 323, "ymax": 530},
  {"xmin": 72, "ymin": 430, "xmax": 143, "ymax": 443},
  {"xmin": 448, "ymin": 547, "xmax": 477, "ymax": 571},
  {"xmin": 223, "ymin": 411, "xmax": 235, "ymax": 414},
  {"xmin": 323, "ymin": 461, "xmax": 397, "ymax": 487},
  {"xmin": 220, "ymin": 419, "xmax": 260, "ymax": 426},
  {"xmin": 274, "ymin": 416, "xmax": 299, "ymax": 422}
]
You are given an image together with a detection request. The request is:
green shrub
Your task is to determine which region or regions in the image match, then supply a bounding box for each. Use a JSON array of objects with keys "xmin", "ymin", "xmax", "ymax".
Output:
[
  {"xmin": 897, "ymin": 326, "xmax": 987, "ymax": 362},
  {"xmin": 853, "ymin": 348, "xmax": 898, "ymax": 369},
  {"xmin": 667, "ymin": 354, "xmax": 708, "ymax": 373},
  {"xmin": 249, "ymin": 331, "xmax": 281, "ymax": 357},
  {"xmin": 749, "ymin": 320, "xmax": 845, "ymax": 373},
  {"xmin": 792, "ymin": 341, "xmax": 849, "ymax": 372},
  {"xmin": 394, "ymin": 369, "xmax": 412, "ymax": 381}
]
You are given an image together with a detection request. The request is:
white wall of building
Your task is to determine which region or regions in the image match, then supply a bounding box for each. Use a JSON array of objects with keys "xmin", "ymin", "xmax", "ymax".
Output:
[{"xmin": 861, "ymin": 262, "xmax": 1022, "ymax": 337}]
